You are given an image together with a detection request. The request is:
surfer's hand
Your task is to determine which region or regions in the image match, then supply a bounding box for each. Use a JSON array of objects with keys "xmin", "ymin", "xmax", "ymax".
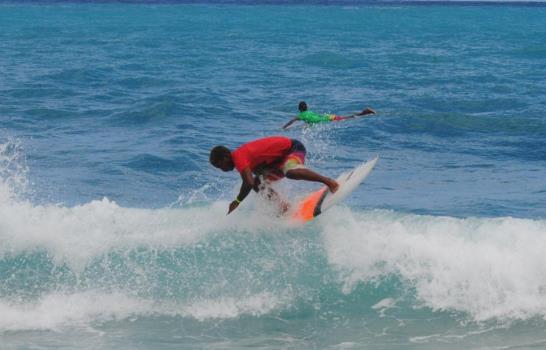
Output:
[
  {"xmin": 326, "ymin": 179, "xmax": 339, "ymax": 193},
  {"xmin": 227, "ymin": 200, "xmax": 239, "ymax": 215}
]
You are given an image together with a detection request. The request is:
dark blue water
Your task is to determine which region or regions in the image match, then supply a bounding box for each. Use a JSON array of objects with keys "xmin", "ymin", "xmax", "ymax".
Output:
[{"xmin": 1, "ymin": 2, "xmax": 546, "ymax": 349}]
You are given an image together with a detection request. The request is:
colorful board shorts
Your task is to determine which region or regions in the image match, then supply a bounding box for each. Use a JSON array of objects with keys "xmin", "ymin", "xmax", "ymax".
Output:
[
  {"xmin": 328, "ymin": 114, "xmax": 343, "ymax": 121},
  {"xmin": 257, "ymin": 139, "xmax": 307, "ymax": 182},
  {"xmin": 280, "ymin": 139, "xmax": 306, "ymax": 174}
]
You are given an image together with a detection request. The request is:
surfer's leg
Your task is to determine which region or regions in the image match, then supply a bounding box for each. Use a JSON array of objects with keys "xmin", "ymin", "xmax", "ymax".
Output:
[
  {"xmin": 257, "ymin": 179, "xmax": 289, "ymax": 214},
  {"xmin": 355, "ymin": 108, "xmax": 375, "ymax": 116},
  {"xmin": 285, "ymin": 168, "xmax": 339, "ymax": 193},
  {"xmin": 329, "ymin": 114, "xmax": 352, "ymax": 121},
  {"xmin": 338, "ymin": 108, "xmax": 375, "ymax": 118},
  {"xmin": 264, "ymin": 187, "xmax": 289, "ymax": 214},
  {"xmin": 280, "ymin": 139, "xmax": 338, "ymax": 193}
]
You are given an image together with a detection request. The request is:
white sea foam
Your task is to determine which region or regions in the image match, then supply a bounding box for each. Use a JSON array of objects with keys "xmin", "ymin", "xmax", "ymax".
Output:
[
  {"xmin": 0, "ymin": 291, "xmax": 282, "ymax": 331},
  {"xmin": 0, "ymin": 192, "xmax": 296, "ymax": 271},
  {"xmin": 321, "ymin": 207, "xmax": 546, "ymax": 321},
  {"xmin": 0, "ymin": 137, "xmax": 29, "ymax": 202},
  {"xmin": 3, "ymin": 189, "xmax": 546, "ymax": 325}
]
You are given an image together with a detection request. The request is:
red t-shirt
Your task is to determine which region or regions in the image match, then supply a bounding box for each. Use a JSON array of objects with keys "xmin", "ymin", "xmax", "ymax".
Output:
[{"xmin": 232, "ymin": 136, "xmax": 293, "ymax": 173}]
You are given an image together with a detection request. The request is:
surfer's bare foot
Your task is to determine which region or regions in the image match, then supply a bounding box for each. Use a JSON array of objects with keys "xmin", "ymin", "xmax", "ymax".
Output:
[{"xmin": 325, "ymin": 179, "xmax": 339, "ymax": 193}]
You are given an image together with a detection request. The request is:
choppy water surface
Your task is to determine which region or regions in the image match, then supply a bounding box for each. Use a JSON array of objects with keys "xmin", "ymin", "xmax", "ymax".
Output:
[{"xmin": 1, "ymin": 2, "xmax": 546, "ymax": 349}]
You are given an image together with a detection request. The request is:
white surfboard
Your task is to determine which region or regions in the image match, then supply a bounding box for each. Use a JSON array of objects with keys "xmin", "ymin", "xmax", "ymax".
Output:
[{"xmin": 290, "ymin": 156, "xmax": 378, "ymax": 222}]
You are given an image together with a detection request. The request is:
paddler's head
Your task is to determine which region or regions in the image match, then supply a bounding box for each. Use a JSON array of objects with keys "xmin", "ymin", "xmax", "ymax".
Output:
[
  {"xmin": 209, "ymin": 145, "xmax": 235, "ymax": 172},
  {"xmin": 298, "ymin": 101, "xmax": 307, "ymax": 112}
]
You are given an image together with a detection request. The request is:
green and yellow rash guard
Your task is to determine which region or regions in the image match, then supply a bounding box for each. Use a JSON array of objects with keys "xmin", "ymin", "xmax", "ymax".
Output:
[{"xmin": 297, "ymin": 111, "xmax": 336, "ymax": 124}]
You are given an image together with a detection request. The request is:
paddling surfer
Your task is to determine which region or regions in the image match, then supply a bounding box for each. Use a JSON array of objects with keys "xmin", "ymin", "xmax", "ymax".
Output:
[{"xmin": 282, "ymin": 101, "xmax": 375, "ymax": 129}]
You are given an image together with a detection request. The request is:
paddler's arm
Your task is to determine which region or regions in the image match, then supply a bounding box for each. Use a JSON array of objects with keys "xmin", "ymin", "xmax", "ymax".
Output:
[
  {"xmin": 227, "ymin": 168, "xmax": 254, "ymax": 214},
  {"xmin": 282, "ymin": 117, "xmax": 299, "ymax": 130}
]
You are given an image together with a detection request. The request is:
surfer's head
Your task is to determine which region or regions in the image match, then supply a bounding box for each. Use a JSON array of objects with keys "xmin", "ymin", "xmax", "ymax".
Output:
[
  {"xmin": 298, "ymin": 101, "xmax": 307, "ymax": 112},
  {"xmin": 210, "ymin": 145, "xmax": 235, "ymax": 171}
]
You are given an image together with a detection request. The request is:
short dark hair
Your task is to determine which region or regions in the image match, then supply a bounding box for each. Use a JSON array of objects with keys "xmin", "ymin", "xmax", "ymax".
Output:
[
  {"xmin": 298, "ymin": 101, "xmax": 307, "ymax": 112},
  {"xmin": 209, "ymin": 145, "xmax": 231, "ymax": 165}
]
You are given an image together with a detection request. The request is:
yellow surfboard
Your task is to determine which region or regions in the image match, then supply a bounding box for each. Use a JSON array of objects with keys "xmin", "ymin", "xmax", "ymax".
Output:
[{"xmin": 291, "ymin": 157, "xmax": 379, "ymax": 222}]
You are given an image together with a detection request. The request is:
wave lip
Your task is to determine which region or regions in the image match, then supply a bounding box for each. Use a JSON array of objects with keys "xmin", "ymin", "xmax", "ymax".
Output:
[{"xmin": 2, "ymin": 186, "xmax": 546, "ymax": 324}]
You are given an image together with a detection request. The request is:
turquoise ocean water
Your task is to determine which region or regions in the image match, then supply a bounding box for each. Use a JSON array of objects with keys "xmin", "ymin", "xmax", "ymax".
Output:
[{"xmin": 1, "ymin": 1, "xmax": 546, "ymax": 349}]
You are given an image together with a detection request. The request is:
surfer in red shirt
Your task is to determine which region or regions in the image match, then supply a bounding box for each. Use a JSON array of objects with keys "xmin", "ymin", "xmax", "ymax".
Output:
[{"xmin": 210, "ymin": 136, "xmax": 339, "ymax": 214}]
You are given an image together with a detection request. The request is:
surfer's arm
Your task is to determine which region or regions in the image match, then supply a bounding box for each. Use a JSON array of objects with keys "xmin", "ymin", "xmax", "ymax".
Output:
[
  {"xmin": 227, "ymin": 168, "xmax": 254, "ymax": 214},
  {"xmin": 282, "ymin": 117, "xmax": 299, "ymax": 130}
]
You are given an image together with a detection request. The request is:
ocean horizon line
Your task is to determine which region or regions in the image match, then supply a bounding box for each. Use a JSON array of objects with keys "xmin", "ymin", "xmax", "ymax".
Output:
[{"xmin": 2, "ymin": 0, "xmax": 546, "ymax": 6}]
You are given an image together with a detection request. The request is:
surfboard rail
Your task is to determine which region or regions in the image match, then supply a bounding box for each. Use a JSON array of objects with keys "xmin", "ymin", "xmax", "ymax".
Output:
[{"xmin": 290, "ymin": 156, "xmax": 379, "ymax": 222}]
